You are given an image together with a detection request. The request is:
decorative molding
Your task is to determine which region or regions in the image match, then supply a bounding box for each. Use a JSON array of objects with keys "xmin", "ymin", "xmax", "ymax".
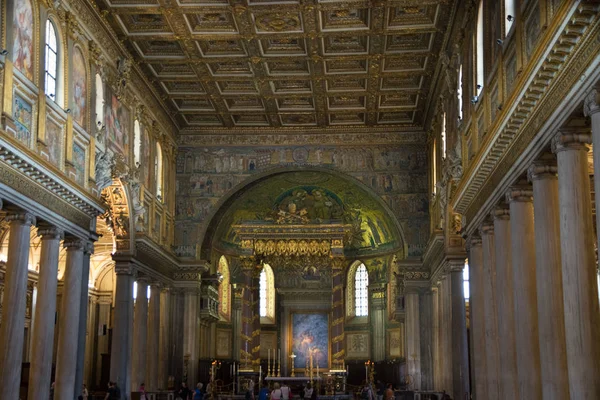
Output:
[{"xmin": 451, "ymin": 3, "xmax": 600, "ymax": 223}]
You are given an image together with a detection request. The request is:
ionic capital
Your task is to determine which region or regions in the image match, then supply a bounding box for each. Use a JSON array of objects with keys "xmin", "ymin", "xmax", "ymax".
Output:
[
  {"xmin": 469, "ymin": 235, "xmax": 483, "ymax": 248},
  {"xmin": 527, "ymin": 156, "xmax": 558, "ymax": 181},
  {"xmin": 84, "ymin": 241, "xmax": 94, "ymax": 255},
  {"xmin": 114, "ymin": 262, "xmax": 135, "ymax": 276},
  {"xmin": 492, "ymin": 207, "xmax": 510, "ymax": 221},
  {"xmin": 448, "ymin": 259, "xmax": 466, "ymax": 273},
  {"xmin": 63, "ymin": 238, "xmax": 85, "ymax": 251},
  {"xmin": 583, "ymin": 88, "xmax": 600, "ymax": 117},
  {"xmin": 506, "ymin": 185, "xmax": 533, "ymax": 203},
  {"xmin": 37, "ymin": 226, "xmax": 64, "ymax": 240},
  {"xmin": 551, "ymin": 130, "xmax": 591, "ymax": 154},
  {"xmin": 6, "ymin": 211, "xmax": 36, "ymax": 226},
  {"xmin": 136, "ymin": 275, "xmax": 152, "ymax": 285},
  {"xmin": 479, "ymin": 221, "xmax": 494, "ymax": 236}
]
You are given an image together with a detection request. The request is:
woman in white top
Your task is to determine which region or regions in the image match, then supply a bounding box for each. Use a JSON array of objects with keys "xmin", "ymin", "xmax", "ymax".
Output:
[
  {"xmin": 304, "ymin": 383, "xmax": 313, "ymax": 400},
  {"xmin": 271, "ymin": 383, "xmax": 282, "ymax": 400}
]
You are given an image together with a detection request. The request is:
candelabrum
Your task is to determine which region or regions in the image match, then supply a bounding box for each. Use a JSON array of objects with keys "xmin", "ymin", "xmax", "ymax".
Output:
[
  {"xmin": 276, "ymin": 356, "xmax": 281, "ymax": 377},
  {"xmin": 290, "ymin": 353, "xmax": 297, "ymax": 377},
  {"xmin": 364, "ymin": 360, "xmax": 374, "ymax": 384}
]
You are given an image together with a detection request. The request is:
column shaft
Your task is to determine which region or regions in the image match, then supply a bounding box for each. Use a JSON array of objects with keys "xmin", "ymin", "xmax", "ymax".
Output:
[
  {"xmin": 441, "ymin": 276, "xmax": 452, "ymax": 395},
  {"xmin": 75, "ymin": 243, "xmax": 93, "ymax": 395},
  {"xmin": 450, "ymin": 266, "xmax": 469, "ymax": 400},
  {"xmin": 110, "ymin": 265, "xmax": 134, "ymax": 398},
  {"xmin": 467, "ymin": 238, "xmax": 486, "ymax": 400},
  {"xmin": 55, "ymin": 239, "xmax": 85, "ymax": 399},
  {"xmin": 419, "ymin": 290, "xmax": 433, "ymax": 390},
  {"xmin": 183, "ymin": 289, "xmax": 199, "ymax": 386},
  {"xmin": 28, "ymin": 227, "xmax": 63, "ymax": 400},
  {"xmin": 147, "ymin": 284, "xmax": 161, "ymax": 390},
  {"xmin": 331, "ymin": 259, "xmax": 346, "ymax": 367},
  {"xmin": 529, "ymin": 161, "xmax": 570, "ymax": 400},
  {"xmin": 132, "ymin": 279, "xmax": 149, "ymax": 390},
  {"xmin": 158, "ymin": 288, "xmax": 171, "ymax": 390},
  {"xmin": 431, "ymin": 286, "xmax": 440, "ymax": 391},
  {"xmin": 508, "ymin": 188, "xmax": 542, "ymax": 399},
  {"xmin": 492, "ymin": 210, "xmax": 519, "ymax": 400},
  {"xmin": 480, "ymin": 224, "xmax": 499, "ymax": 400},
  {"xmin": 0, "ymin": 212, "xmax": 35, "ymax": 400},
  {"xmin": 554, "ymin": 132, "xmax": 600, "ymax": 399},
  {"xmin": 405, "ymin": 291, "xmax": 421, "ymax": 390}
]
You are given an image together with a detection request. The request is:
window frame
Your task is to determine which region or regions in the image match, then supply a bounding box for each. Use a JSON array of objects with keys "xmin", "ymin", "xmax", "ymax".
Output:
[
  {"xmin": 259, "ymin": 263, "xmax": 276, "ymax": 324},
  {"xmin": 44, "ymin": 19, "xmax": 59, "ymax": 101},
  {"xmin": 346, "ymin": 260, "xmax": 369, "ymax": 321}
]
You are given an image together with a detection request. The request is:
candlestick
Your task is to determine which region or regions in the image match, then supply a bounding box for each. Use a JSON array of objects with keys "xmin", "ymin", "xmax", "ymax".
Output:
[{"xmin": 268, "ymin": 349, "xmax": 270, "ymax": 377}]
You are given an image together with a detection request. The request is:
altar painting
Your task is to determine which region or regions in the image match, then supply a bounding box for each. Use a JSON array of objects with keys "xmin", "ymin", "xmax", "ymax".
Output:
[{"xmin": 291, "ymin": 313, "xmax": 329, "ymax": 369}]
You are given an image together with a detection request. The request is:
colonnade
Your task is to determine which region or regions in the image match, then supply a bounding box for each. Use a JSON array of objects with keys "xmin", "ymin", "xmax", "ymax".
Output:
[
  {"xmin": 0, "ymin": 202, "xmax": 93, "ymax": 400},
  {"xmin": 468, "ymin": 94, "xmax": 600, "ymax": 400}
]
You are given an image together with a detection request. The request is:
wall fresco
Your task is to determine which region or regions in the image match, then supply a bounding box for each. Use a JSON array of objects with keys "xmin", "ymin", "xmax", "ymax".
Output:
[
  {"xmin": 46, "ymin": 120, "xmax": 62, "ymax": 165},
  {"xmin": 13, "ymin": 95, "xmax": 33, "ymax": 146},
  {"xmin": 73, "ymin": 143, "xmax": 86, "ymax": 185},
  {"xmin": 175, "ymin": 145, "xmax": 429, "ymax": 256},
  {"xmin": 13, "ymin": 0, "xmax": 34, "ymax": 81},
  {"xmin": 105, "ymin": 89, "xmax": 130, "ymax": 163},
  {"xmin": 72, "ymin": 47, "xmax": 87, "ymax": 127}
]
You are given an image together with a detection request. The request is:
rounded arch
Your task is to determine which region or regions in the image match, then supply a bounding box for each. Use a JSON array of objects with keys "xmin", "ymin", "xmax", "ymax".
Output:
[
  {"xmin": 346, "ymin": 260, "xmax": 369, "ymax": 319},
  {"xmin": 217, "ymin": 255, "xmax": 231, "ymax": 321},
  {"xmin": 199, "ymin": 166, "xmax": 408, "ymax": 261},
  {"xmin": 100, "ymin": 178, "xmax": 136, "ymax": 254},
  {"xmin": 260, "ymin": 262, "xmax": 275, "ymax": 324},
  {"xmin": 43, "ymin": 14, "xmax": 65, "ymax": 106}
]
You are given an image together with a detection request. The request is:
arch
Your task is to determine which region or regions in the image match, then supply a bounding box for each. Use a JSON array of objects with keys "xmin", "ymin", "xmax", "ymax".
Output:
[
  {"xmin": 71, "ymin": 45, "xmax": 88, "ymax": 128},
  {"xmin": 133, "ymin": 120, "xmax": 141, "ymax": 166},
  {"xmin": 217, "ymin": 255, "xmax": 231, "ymax": 321},
  {"xmin": 346, "ymin": 260, "xmax": 369, "ymax": 318},
  {"xmin": 13, "ymin": 0, "xmax": 35, "ymax": 81},
  {"xmin": 199, "ymin": 166, "xmax": 408, "ymax": 261},
  {"xmin": 260, "ymin": 262, "xmax": 275, "ymax": 323},
  {"xmin": 44, "ymin": 19, "xmax": 59, "ymax": 101}
]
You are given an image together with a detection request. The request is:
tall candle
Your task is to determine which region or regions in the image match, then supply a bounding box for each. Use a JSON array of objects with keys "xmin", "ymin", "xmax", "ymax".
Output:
[{"xmin": 268, "ymin": 349, "xmax": 270, "ymax": 373}]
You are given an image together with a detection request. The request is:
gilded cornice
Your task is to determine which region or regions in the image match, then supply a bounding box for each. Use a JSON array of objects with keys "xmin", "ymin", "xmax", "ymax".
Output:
[
  {"xmin": 451, "ymin": 2, "xmax": 600, "ymax": 230},
  {"xmin": 0, "ymin": 135, "xmax": 105, "ymax": 230},
  {"xmin": 62, "ymin": 0, "xmax": 178, "ymax": 137}
]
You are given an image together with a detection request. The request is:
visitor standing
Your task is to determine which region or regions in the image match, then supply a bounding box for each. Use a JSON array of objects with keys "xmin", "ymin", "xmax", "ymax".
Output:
[
  {"xmin": 194, "ymin": 383, "xmax": 204, "ymax": 400},
  {"xmin": 281, "ymin": 382, "xmax": 291, "ymax": 400},
  {"xmin": 271, "ymin": 383, "xmax": 282, "ymax": 400}
]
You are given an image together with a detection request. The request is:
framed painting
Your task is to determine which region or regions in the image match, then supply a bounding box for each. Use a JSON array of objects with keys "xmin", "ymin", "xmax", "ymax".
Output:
[
  {"xmin": 72, "ymin": 143, "xmax": 86, "ymax": 185},
  {"xmin": 290, "ymin": 312, "xmax": 329, "ymax": 369},
  {"xmin": 13, "ymin": 95, "xmax": 33, "ymax": 146},
  {"xmin": 13, "ymin": 0, "xmax": 34, "ymax": 80},
  {"xmin": 45, "ymin": 119, "xmax": 62, "ymax": 165},
  {"xmin": 216, "ymin": 328, "xmax": 232, "ymax": 358},
  {"xmin": 72, "ymin": 47, "xmax": 88, "ymax": 128}
]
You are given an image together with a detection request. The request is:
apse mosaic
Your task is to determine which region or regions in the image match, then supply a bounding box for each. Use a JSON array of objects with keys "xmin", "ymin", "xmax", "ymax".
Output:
[{"xmin": 176, "ymin": 145, "xmax": 428, "ymax": 256}]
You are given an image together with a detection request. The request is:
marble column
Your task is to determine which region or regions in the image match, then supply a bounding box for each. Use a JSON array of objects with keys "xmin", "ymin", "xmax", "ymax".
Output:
[
  {"xmin": 467, "ymin": 236, "xmax": 486, "ymax": 400},
  {"xmin": 0, "ymin": 211, "xmax": 35, "ymax": 400},
  {"xmin": 431, "ymin": 285, "xmax": 440, "ymax": 391},
  {"xmin": 231, "ymin": 285, "xmax": 243, "ymax": 363},
  {"xmin": 528, "ymin": 158, "xmax": 570, "ymax": 400},
  {"xmin": 183, "ymin": 287, "xmax": 200, "ymax": 386},
  {"xmin": 147, "ymin": 283, "xmax": 161, "ymax": 391},
  {"xmin": 584, "ymin": 89, "xmax": 600, "ymax": 272},
  {"xmin": 441, "ymin": 276, "xmax": 452, "ymax": 394},
  {"xmin": 405, "ymin": 289, "xmax": 421, "ymax": 390},
  {"xmin": 370, "ymin": 283, "xmax": 387, "ymax": 362},
  {"xmin": 492, "ymin": 208, "xmax": 519, "ymax": 400},
  {"xmin": 449, "ymin": 261, "xmax": 469, "ymax": 400},
  {"xmin": 55, "ymin": 238, "xmax": 85, "ymax": 400},
  {"xmin": 479, "ymin": 222, "xmax": 499, "ymax": 400},
  {"xmin": 110, "ymin": 263, "xmax": 135, "ymax": 398},
  {"xmin": 28, "ymin": 226, "xmax": 63, "ymax": 400},
  {"xmin": 75, "ymin": 242, "xmax": 93, "ymax": 395},
  {"xmin": 240, "ymin": 257, "xmax": 256, "ymax": 368},
  {"xmin": 158, "ymin": 287, "xmax": 171, "ymax": 390},
  {"xmin": 507, "ymin": 185, "xmax": 542, "ymax": 399},
  {"xmin": 132, "ymin": 277, "xmax": 149, "ymax": 391},
  {"xmin": 553, "ymin": 131, "xmax": 600, "ymax": 399},
  {"xmin": 419, "ymin": 289, "xmax": 433, "ymax": 390}
]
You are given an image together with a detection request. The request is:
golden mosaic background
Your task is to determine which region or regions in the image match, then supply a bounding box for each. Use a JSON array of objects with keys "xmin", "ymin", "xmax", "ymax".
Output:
[{"xmin": 95, "ymin": 0, "xmax": 453, "ymax": 130}]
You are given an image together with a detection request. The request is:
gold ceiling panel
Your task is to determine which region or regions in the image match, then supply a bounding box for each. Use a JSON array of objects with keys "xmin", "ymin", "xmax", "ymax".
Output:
[{"xmin": 95, "ymin": 0, "xmax": 454, "ymax": 130}]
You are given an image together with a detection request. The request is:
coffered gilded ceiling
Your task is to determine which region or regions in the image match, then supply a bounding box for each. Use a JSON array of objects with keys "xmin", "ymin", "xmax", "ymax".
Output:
[{"xmin": 96, "ymin": 0, "xmax": 454, "ymax": 132}]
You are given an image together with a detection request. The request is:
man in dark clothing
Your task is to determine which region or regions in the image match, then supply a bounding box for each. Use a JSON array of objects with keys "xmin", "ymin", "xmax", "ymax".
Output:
[{"xmin": 376, "ymin": 380, "xmax": 385, "ymax": 400}]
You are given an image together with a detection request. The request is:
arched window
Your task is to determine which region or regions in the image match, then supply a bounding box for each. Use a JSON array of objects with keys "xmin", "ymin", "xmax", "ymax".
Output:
[
  {"xmin": 355, "ymin": 263, "xmax": 369, "ymax": 316},
  {"xmin": 457, "ymin": 64, "xmax": 463, "ymax": 120},
  {"xmin": 259, "ymin": 263, "xmax": 275, "ymax": 323},
  {"xmin": 441, "ymin": 112, "xmax": 447, "ymax": 159},
  {"xmin": 218, "ymin": 256, "xmax": 231, "ymax": 320},
  {"xmin": 155, "ymin": 142, "xmax": 163, "ymax": 200},
  {"xmin": 347, "ymin": 261, "xmax": 369, "ymax": 318},
  {"xmin": 475, "ymin": 1, "xmax": 484, "ymax": 98},
  {"xmin": 432, "ymin": 139, "xmax": 437, "ymax": 194},
  {"xmin": 504, "ymin": 0, "xmax": 516, "ymax": 34},
  {"xmin": 95, "ymin": 74, "xmax": 104, "ymax": 127},
  {"xmin": 133, "ymin": 120, "xmax": 141, "ymax": 166},
  {"xmin": 44, "ymin": 20, "xmax": 59, "ymax": 100}
]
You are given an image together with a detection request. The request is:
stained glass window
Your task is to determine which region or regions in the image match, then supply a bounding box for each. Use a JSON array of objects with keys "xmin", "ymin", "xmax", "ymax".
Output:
[
  {"xmin": 44, "ymin": 20, "xmax": 58, "ymax": 100},
  {"xmin": 355, "ymin": 263, "xmax": 369, "ymax": 316}
]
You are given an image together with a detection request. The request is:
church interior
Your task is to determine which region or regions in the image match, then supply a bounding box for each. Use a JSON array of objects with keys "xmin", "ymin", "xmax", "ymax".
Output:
[{"xmin": 1, "ymin": 0, "xmax": 599, "ymax": 399}]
